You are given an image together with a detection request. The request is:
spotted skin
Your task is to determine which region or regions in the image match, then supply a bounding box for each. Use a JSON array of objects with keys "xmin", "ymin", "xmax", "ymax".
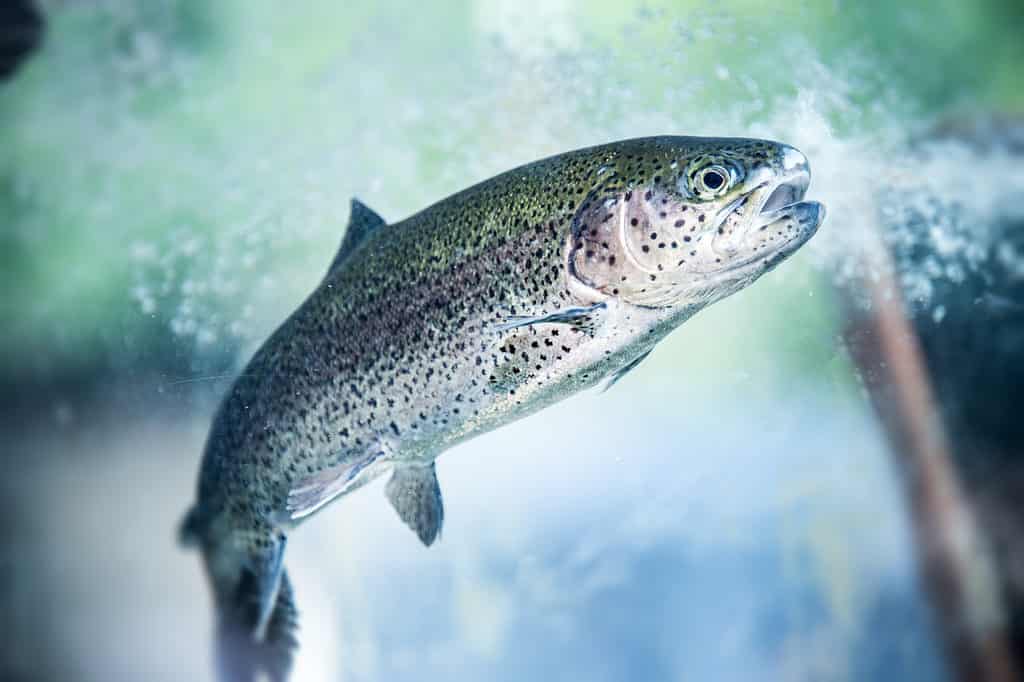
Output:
[{"xmin": 181, "ymin": 136, "xmax": 824, "ymax": 680}]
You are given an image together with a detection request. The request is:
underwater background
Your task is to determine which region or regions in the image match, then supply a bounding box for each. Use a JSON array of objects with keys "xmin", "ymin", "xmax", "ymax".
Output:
[{"xmin": 2, "ymin": 1, "xmax": 1022, "ymax": 680}]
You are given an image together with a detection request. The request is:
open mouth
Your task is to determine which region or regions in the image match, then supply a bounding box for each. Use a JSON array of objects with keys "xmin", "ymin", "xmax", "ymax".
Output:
[
  {"xmin": 748, "ymin": 169, "xmax": 825, "ymax": 234},
  {"xmin": 759, "ymin": 173, "xmax": 810, "ymax": 213},
  {"xmin": 712, "ymin": 170, "xmax": 814, "ymax": 234},
  {"xmin": 705, "ymin": 169, "xmax": 824, "ymax": 276}
]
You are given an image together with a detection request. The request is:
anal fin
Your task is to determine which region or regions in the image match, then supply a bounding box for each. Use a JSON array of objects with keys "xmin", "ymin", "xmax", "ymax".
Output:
[
  {"xmin": 252, "ymin": 536, "xmax": 286, "ymax": 641},
  {"xmin": 386, "ymin": 462, "xmax": 444, "ymax": 546}
]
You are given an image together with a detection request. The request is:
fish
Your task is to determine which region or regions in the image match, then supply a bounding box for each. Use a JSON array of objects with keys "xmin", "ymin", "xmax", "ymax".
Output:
[{"xmin": 179, "ymin": 135, "xmax": 825, "ymax": 680}]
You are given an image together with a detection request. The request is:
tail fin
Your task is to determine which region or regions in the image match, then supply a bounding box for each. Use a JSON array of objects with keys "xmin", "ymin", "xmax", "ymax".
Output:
[
  {"xmin": 185, "ymin": 510, "xmax": 300, "ymax": 682},
  {"xmin": 216, "ymin": 567, "xmax": 299, "ymax": 682}
]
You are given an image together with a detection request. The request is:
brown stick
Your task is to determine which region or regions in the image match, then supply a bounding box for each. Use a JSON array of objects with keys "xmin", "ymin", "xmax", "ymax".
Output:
[{"xmin": 841, "ymin": 259, "xmax": 1017, "ymax": 682}]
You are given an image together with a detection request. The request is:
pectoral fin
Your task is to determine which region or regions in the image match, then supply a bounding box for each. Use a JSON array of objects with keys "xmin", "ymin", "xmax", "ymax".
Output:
[
  {"xmin": 386, "ymin": 462, "xmax": 444, "ymax": 546},
  {"xmin": 493, "ymin": 302, "xmax": 606, "ymax": 334},
  {"xmin": 286, "ymin": 447, "xmax": 385, "ymax": 521}
]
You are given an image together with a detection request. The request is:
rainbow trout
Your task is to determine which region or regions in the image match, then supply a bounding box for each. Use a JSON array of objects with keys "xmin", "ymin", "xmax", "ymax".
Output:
[{"xmin": 180, "ymin": 136, "xmax": 824, "ymax": 680}]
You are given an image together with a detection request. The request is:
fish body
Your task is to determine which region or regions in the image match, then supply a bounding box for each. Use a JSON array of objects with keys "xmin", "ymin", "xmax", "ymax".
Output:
[{"xmin": 181, "ymin": 136, "xmax": 824, "ymax": 680}]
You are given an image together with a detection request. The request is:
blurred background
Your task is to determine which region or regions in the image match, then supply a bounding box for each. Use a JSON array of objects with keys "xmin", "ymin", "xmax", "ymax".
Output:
[{"xmin": 2, "ymin": 1, "xmax": 1022, "ymax": 680}]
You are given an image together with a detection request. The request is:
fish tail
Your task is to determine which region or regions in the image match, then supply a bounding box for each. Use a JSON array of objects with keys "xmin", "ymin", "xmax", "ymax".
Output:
[
  {"xmin": 214, "ymin": 562, "xmax": 299, "ymax": 682},
  {"xmin": 185, "ymin": 509, "xmax": 299, "ymax": 682}
]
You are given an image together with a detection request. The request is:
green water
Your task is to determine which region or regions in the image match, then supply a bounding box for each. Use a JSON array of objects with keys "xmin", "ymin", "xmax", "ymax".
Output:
[{"xmin": 2, "ymin": 0, "xmax": 1020, "ymax": 386}]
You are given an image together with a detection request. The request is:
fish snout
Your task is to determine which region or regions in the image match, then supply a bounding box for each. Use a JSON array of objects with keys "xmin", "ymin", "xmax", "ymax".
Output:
[{"xmin": 780, "ymin": 145, "xmax": 809, "ymax": 174}]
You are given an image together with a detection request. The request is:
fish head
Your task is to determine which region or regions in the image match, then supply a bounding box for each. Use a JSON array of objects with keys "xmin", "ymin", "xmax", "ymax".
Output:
[{"xmin": 569, "ymin": 137, "xmax": 825, "ymax": 310}]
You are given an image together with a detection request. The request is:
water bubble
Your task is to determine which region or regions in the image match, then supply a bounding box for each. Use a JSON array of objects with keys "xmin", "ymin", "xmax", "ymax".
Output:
[{"xmin": 14, "ymin": 3, "xmax": 1017, "ymax": 371}]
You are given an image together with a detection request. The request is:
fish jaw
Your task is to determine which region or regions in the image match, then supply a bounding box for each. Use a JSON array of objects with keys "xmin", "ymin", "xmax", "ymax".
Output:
[
  {"xmin": 698, "ymin": 197, "xmax": 824, "ymax": 300},
  {"xmin": 703, "ymin": 165, "xmax": 824, "ymax": 276}
]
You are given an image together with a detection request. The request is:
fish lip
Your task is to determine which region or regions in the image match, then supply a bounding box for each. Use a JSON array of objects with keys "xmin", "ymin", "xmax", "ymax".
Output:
[
  {"xmin": 712, "ymin": 199, "xmax": 825, "ymax": 275},
  {"xmin": 700, "ymin": 170, "xmax": 823, "ymax": 278},
  {"xmin": 691, "ymin": 166, "xmax": 822, "ymax": 279},
  {"xmin": 709, "ymin": 168, "xmax": 811, "ymax": 235}
]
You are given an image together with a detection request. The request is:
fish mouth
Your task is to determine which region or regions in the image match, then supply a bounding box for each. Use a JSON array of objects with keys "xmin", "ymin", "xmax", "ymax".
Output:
[
  {"xmin": 751, "ymin": 169, "xmax": 824, "ymax": 241},
  {"xmin": 708, "ymin": 168, "xmax": 824, "ymax": 276},
  {"xmin": 757, "ymin": 171, "xmax": 811, "ymax": 215},
  {"xmin": 737, "ymin": 166, "xmax": 815, "ymax": 225}
]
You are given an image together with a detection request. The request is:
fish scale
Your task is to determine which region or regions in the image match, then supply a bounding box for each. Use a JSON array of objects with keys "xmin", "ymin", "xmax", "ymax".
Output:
[{"xmin": 180, "ymin": 135, "xmax": 824, "ymax": 681}]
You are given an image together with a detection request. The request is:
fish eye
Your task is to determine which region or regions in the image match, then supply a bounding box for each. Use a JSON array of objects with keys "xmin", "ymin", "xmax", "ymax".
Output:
[{"xmin": 697, "ymin": 166, "xmax": 729, "ymax": 194}]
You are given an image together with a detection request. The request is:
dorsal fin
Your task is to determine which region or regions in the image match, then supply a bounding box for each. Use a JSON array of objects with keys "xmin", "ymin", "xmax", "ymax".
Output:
[{"xmin": 329, "ymin": 198, "xmax": 386, "ymax": 272}]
